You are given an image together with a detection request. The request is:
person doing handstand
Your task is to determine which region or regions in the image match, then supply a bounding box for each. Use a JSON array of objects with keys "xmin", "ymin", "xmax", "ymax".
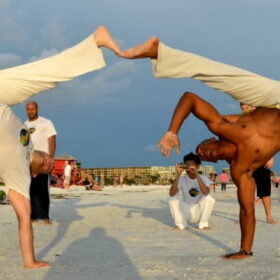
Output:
[{"xmin": 0, "ymin": 26, "xmax": 120, "ymax": 269}]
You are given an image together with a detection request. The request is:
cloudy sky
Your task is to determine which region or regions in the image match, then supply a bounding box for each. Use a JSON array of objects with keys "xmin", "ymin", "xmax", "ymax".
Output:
[{"xmin": 2, "ymin": 0, "xmax": 280, "ymax": 173}]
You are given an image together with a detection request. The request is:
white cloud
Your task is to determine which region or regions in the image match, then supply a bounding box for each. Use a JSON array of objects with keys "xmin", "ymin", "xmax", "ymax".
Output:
[
  {"xmin": 0, "ymin": 1, "xmax": 25, "ymax": 48},
  {"xmin": 41, "ymin": 21, "xmax": 70, "ymax": 49},
  {"xmin": 0, "ymin": 53, "xmax": 22, "ymax": 69},
  {"xmin": 145, "ymin": 144, "xmax": 158, "ymax": 152},
  {"xmin": 29, "ymin": 48, "xmax": 60, "ymax": 62},
  {"xmin": 32, "ymin": 60, "xmax": 138, "ymax": 108}
]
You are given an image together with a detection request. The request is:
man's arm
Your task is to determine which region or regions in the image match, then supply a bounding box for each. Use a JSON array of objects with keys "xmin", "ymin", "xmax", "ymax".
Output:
[
  {"xmin": 158, "ymin": 92, "xmax": 223, "ymax": 157},
  {"xmin": 169, "ymin": 164, "xmax": 184, "ymax": 196},
  {"xmin": 168, "ymin": 92, "xmax": 222, "ymax": 135},
  {"xmin": 197, "ymin": 175, "xmax": 210, "ymax": 196},
  {"xmin": 169, "ymin": 175, "xmax": 180, "ymax": 197},
  {"xmin": 48, "ymin": 135, "xmax": 56, "ymax": 158}
]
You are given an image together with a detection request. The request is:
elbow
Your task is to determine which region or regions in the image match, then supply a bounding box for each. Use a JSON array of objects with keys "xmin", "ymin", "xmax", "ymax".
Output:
[{"xmin": 182, "ymin": 91, "xmax": 196, "ymax": 99}]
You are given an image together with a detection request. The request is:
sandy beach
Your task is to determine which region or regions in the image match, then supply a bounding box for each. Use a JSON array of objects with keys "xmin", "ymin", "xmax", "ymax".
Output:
[{"xmin": 0, "ymin": 185, "xmax": 280, "ymax": 280}]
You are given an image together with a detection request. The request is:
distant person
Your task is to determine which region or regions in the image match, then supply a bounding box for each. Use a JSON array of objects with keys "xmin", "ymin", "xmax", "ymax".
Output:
[
  {"xmin": 274, "ymin": 177, "xmax": 279, "ymax": 188},
  {"xmin": 219, "ymin": 170, "xmax": 228, "ymax": 192},
  {"xmin": 168, "ymin": 153, "xmax": 215, "ymax": 230},
  {"xmin": 89, "ymin": 176, "xmax": 102, "ymax": 191},
  {"xmin": 0, "ymin": 25, "xmax": 120, "ymax": 268},
  {"xmin": 100, "ymin": 174, "xmax": 105, "ymax": 188},
  {"xmin": 64, "ymin": 161, "xmax": 72, "ymax": 191},
  {"xmin": 240, "ymin": 103, "xmax": 278, "ymax": 224},
  {"xmin": 113, "ymin": 176, "xmax": 118, "ymax": 187},
  {"xmin": 119, "ymin": 175, "xmax": 124, "ymax": 187},
  {"xmin": 94, "ymin": 175, "xmax": 99, "ymax": 185},
  {"xmin": 25, "ymin": 101, "xmax": 56, "ymax": 225},
  {"xmin": 209, "ymin": 172, "xmax": 218, "ymax": 192},
  {"xmin": 71, "ymin": 162, "xmax": 78, "ymax": 185}
]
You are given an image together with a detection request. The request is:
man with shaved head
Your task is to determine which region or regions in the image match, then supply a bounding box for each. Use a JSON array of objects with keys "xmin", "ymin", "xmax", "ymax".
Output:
[{"xmin": 25, "ymin": 101, "xmax": 57, "ymax": 225}]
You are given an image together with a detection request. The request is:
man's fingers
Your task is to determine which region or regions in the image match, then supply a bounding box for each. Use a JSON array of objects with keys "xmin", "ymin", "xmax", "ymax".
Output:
[
  {"xmin": 161, "ymin": 147, "xmax": 170, "ymax": 157},
  {"xmin": 158, "ymin": 144, "xmax": 171, "ymax": 157}
]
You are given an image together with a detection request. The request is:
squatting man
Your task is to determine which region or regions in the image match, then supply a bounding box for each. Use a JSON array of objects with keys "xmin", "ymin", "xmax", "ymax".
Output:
[{"xmin": 168, "ymin": 153, "xmax": 215, "ymax": 231}]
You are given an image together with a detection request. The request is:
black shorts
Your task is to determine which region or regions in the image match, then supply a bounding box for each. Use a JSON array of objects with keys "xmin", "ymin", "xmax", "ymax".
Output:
[{"xmin": 253, "ymin": 166, "xmax": 271, "ymax": 198}]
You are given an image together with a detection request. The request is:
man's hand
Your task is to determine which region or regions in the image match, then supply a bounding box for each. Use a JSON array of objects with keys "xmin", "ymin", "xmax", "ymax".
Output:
[
  {"xmin": 157, "ymin": 131, "xmax": 180, "ymax": 157},
  {"xmin": 175, "ymin": 163, "xmax": 185, "ymax": 175}
]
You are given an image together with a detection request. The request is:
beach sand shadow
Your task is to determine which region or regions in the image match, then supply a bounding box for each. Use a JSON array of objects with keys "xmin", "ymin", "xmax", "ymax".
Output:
[
  {"xmin": 111, "ymin": 201, "xmax": 235, "ymax": 254},
  {"xmin": 42, "ymin": 227, "xmax": 142, "ymax": 280},
  {"xmin": 37, "ymin": 197, "xmax": 108, "ymax": 260},
  {"xmin": 112, "ymin": 200, "xmax": 172, "ymax": 227}
]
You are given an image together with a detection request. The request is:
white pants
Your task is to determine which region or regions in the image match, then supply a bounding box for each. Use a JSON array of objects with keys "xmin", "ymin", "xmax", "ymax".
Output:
[
  {"xmin": 0, "ymin": 33, "xmax": 106, "ymax": 106},
  {"xmin": 168, "ymin": 194, "xmax": 215, "ymax": 230},
  {"xmin": 151, "ymin": 43, "xmax": 280, "ymax": 108}
]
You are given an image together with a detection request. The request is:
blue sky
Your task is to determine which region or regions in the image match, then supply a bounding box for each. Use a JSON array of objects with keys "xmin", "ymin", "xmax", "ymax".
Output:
[{"xmin": 1, "ymin": 0, "xmax": 280, "ymax": 174}]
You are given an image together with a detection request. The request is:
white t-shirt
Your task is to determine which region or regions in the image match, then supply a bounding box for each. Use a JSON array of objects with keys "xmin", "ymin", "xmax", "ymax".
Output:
[
  {"xmin": 64, "ymin": 164, "xmax": 71, "ymax": 177},
  {"xmin": 0, "ymin": 103, "xmax": 33, "ymax": 199},
  {"xmin": 25, "ymin": 116, "xmax": 56, "ymax": 154},
  {"xmin": 178, "ymin": 173, "xmax": 211, "ymax": 205}
]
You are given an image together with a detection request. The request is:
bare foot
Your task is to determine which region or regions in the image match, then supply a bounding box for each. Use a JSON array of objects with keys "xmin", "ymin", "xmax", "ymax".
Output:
[
  {"xmin": 44, "ymin": 219, "xmax": 52, "ymax": 225},
  {"xmin": 223, "ymin": 252, "xmax": 252, "ymax": 260},
  {"xmin": 267, "ymin": 218, "xmax": 280, "ymax": 224},
  {"xmin": 94, "ymin": 26, "xmax": 121, "ymax": 55},
  {"xmin": 199, "ymin": 226, "xmax": 211, "ymax": 230},
  {"xmin": 25, "ymin": 261, "xmax": 51, "ymax": 269},
  {"xmin": 119, "ymin": 37, "xmax": 159, "ymax": 59},
  {"xmin": 172, "ymin": 226, "xmax": 184, "ymax": 231}
]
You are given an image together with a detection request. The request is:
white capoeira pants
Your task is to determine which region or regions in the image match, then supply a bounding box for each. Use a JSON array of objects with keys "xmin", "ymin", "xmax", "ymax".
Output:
[
  {"xmin": 151, "ymin": 43, "xmax": 280, "ymax": 108},
  {"xmin": 0, "ymin": 33, "xmax": 106, "ymax": 106},
  {"xmin": 168, "ymin": 194, "xmax": 215, "ymax": 230}
]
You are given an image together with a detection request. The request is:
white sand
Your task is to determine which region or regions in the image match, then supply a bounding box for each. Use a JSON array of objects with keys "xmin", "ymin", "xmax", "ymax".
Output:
[{"xmin": 0, "ymin": 185, "xmax": 280, "ymax": 280}]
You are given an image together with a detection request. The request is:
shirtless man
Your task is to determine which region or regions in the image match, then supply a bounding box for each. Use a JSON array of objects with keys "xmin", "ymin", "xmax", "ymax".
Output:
[
  {"xmin": 119, "ymin": 39, "xmax": 280, "ymax": 259},
  {"xmin": 161, "ymin": 92, "xmax": 280, "ymax": 259},
  {"xmin": 1, "ymin": 26, "xmax": 120, "ymax": 268}
]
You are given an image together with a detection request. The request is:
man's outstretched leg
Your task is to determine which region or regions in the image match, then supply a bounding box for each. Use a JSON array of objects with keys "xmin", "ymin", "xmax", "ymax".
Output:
[
  {"xmin": 120, "ymin": 38, "xmax": 280, "ymax": 108},
  {"xmin": 0, "ymin": 26, "xmax": 121, "ymax": 106},
  {"xmin": 8, "ymin": 190, "xmax": 50, "ymax": 269}
]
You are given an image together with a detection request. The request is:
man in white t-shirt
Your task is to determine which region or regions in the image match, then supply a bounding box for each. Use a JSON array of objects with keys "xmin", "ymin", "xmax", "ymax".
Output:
[
  {"xmin": 25, "ymin": 101, "xmax": 57, "ymax": 224},
  {"xmin": 64, "ymin": 161, "xmax": 72, "ymax": 191},
  {"xmin": 0, "ymin": 26, "xmax": 120, "ymax": 269},
  {"xmin": 168, "ymin": 152, "xmax": 215, "ymax": 230}
]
